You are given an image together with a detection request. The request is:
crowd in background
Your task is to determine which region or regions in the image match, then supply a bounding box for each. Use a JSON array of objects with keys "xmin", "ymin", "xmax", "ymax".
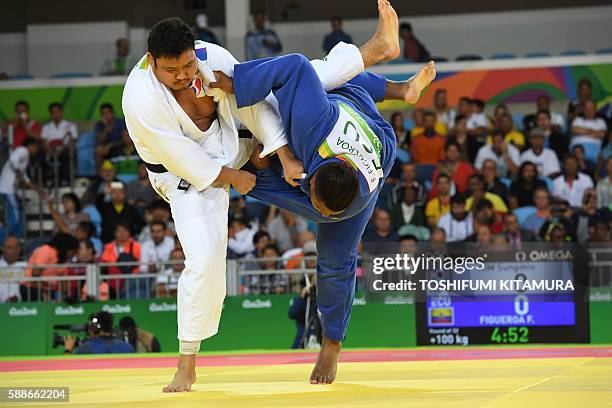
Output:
[{"xmin": 1, "ymin": 11, "xmax": 611, "ymax": 304}]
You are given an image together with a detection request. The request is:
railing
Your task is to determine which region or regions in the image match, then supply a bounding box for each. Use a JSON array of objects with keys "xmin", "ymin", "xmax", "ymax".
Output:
[{"xmin": 1, "ymin": 250, "xmax": 611, "ymax": 303}]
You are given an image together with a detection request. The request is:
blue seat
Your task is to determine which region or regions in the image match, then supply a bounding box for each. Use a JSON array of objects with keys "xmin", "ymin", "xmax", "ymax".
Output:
[
  {"xmin": 117, "ymin": 174, "xmax": 138, "ymax": 184},
  {"xmin": 403, "ymin": 118, "xmax": 415, "ymax": 130},
  {"xmin": 560, "ymin": 50, "xmax": 587, "ymax": 56},
  {"xmin": 539, "ymin": 176, "xmax": 554, "ymax": 192},
  {"xmin": 514, "ymin": 206, "xmax": 537, "ymax": 228},
  {"xmin": 10, "ymin": 74, "xmax": 34, "ymax": 80},
  {"xmin": 51, "ymin": 72, "xmax": 94, "ymax": 79},
  {"xmin": 596, "ymin": 48, "xmax": 612, "ymax": 55},
  {"xmin": 415, "ymin": 164, "xmax": 436, "ymax": 185},
  {"xmin": 570, "ymin": 141, "xmax": 601, "ymax": 163},
  {"xmin": 76, "ymin": 131, "xmax": 97, "ymax": 177},
  {"xmin": 525, "ymin": 52, "xmax": 551, "ymax": 58},
  {"xmin": 490, "ymin": 53, "xmax": 516, "ymax": 60},
  {"xmin": 83, "ymin": 205, "xmax": 102, "ymax": 237}
]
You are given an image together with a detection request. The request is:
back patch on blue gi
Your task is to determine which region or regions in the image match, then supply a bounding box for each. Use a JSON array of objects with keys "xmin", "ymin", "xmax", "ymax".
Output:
[{"xmin": 196, "ymin": 47, "xmax": 208, "ymax": 61}]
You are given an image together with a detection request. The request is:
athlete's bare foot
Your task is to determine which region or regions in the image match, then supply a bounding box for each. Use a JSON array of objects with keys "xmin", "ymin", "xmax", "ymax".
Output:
[
  {"xmin": 310, "ymin": 336, "xmax": 341, "ymax": 385},
  {"xmin": 359, "ymin": 0, "xmax": 400, "ymax": 68},
  {"xmin": 163, "ymin": 354, "xmax": 197, "ymax": 393},
  {"xmin": 385, "ymin": 61, "xmax": 437, "ymax": 104}
]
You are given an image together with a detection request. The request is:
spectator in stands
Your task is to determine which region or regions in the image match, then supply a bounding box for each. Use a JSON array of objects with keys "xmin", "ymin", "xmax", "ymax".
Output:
[
  {"xmin": 491, "ymin": 104, "xmax": 509, "ymax": 129},
  {"xmin": 474, "ymin": 224, "xmax": 492, "ymax": 248},
  {"xmin": 97, "ymin": 181, "xmax": 144, "ymax": 243},
  {"xmin": 250, "ymin": 231, "xmax": 271, "ymax": 259},
  {"xmin": 467, "ymin": 99, "xmax": 489, "ymax": 142},
  {"xmin": 433, "ymin": 89, "xmax": 455, "ymax": 132},
  {"xmin": 390, "ymin": 184, "xmax": 426, "ymax": 230},
  {"xmin": 194, "ymin": 13, "xmax": 220, "ymax": 45},
  {"xmin": 410, "ymin": 111, "xmax": 445, "ymax": 165},
  {"xmin": 399, "ymin": 22, "xmax": 430, "ymax": 62},
  {"xmin": 523, "ymin": 95, "xmax": 565, "ymax": 133},
  {"xmin": 363, "ymin": 209, "xmax": 399, "ymax": 243},
  {"xmin": 535, "ymin": 110, "xmax": 568, "ymax": 162},
  {"xmin": 322, "ymin": 16, "xmax": 352, "ymax": 54},
  {"xmin": 448, "ymin": 114, "xmax": 481, "ymax": 163},
  {"xmin": 571, "ymin": 100, "xmax": 607, "ymax": 147},
  {"xmin": 481, "ymin": 159, "xmax": 509, "ymax": 203},
  {"xmin": 520, "ymin": 128, "xmax": 561, "ymax": 178},
  {"xmin": 125, "ymin": 162, "xmax": 156, "ymax": 212},
  {"xmin": 540, "ymin": 221, "xmax": 571, "ymax": 243},
  {"xmin": 119, "ymin": 316, "xmax": 161, "ymax": 352},
  {"xmin": 101, "ymin": 38, "xmax": 138, "ymax": 76},
  {"xmin": 509, "ymin": 161, "xmax": 547, "ymax": 209},
  {"xmin": 140, "ymin": 220, "xmax": 175, "ymax": 274},
  {"xmin": 0, "ymin": 137, "xmax": 43, "ymax": 238},
  {"xmin": 138, "ymin": 201, "xmax": 175, "ymax": 242},
  {"xmin": 553, "ymin": 155, "xmax": 594, "ymax": 208},
  {"xmin": 430, "ymin": 141, "xmax": 474, "ymax": 196},
  {"xmin": 438, "ymin": 194, "xmax": 473, "ymax": 242},
  {"xmin": 425, "ymin": 174, "xmax": 452, "ymax": 227},
  {"xmin": 2, "ymin": 100, "xmax": 41, "ymax": 148},
  {"xmin": 390, "ymin": 112, "xmax": 410, "ymax": 154},
  {"xmin": 21, "ymin": 233, "xmax": 79, "ymax": 302},
  {"xmin": 41, "ymin": 102, "xmax": 77, "ymax": 185},
  {"xmin": 83, "ymin": 160, "xmax": 118, "ymax": 207},
  {"xmin": 47, "ymin": 192, "xmax": 90, "ymax": 236},
  {"xmin": 228, "ymin": 216, "xmax": 257, "ymax": 258},
  {"xmin": 588, "ymin": 219, "xmax": 611, "ymax": 243},
  {"xmin": 247, "ymin": 244, "xmax": 288, "ymax": 294},
  {"xmin": 571, "ymin": 188, "xmax": 605, "ymax": 242},
  {"xmin": 64, "ymin": 311, "xmax": 134, "ymax": 354},
  {"xmin": 245, "ymin": 11, "xmax": 282, "ymax": 60},
  {"xmin": 399, "ymin": 163, "xmax": 427, "ymax": 205},
  {"xmin": 75, "ymin": 221, "xmax": 103, "ymax": 256},
  {"xmin": 465, "ymin": 174, "xmax": 508, "ymax": 214},
  {"xmin": 95, "ymin": 103, "xmax": 126, "ymax": 168},
  {"xmin": 491, "ymin": 113, "xmax": 525, "ymax": 150},
  {"xmin": 0, "ymin": 236, "xmax": 24, "ymax": 303},
  {"xmin": 572, "ymin": 144, "xmax": 596, "ymax": 179},
  {"xmin": 568, "ymin": 78, "xmax": 593, "ymax": 124},
  {"xmin": 430, "ymin": 227, "xmax": 446, "ymax": 246},
  {"xmin": 475, "ymin": 129, "xmax": 519, "ymax": 178},
  {"xmin": 411, "ymin": 108, "xmax": 446, "ymax": 138},
  {"xmin": 101, "ymin": 222, "xmax": 141, "ymax": 298},
  {"xmin": 70, "ymin": 239, "xmax": 98, "ymax": 302},
  {"xmin": 597, "ymin": 157, "xmax": 612, "ymax": 211},
  {"xmin": 157, "ymin": 247, "xmax": 183, "ymax": 298},
  {"xmin": 523, "ymin": 187, "xmax": 552, "ymax": 235},
  {"xmin": 503, "ymin": 213, "xmax": 535, "ymax": 248},
  {"xmin": 267, "ymin": 207, "xmax": 308, "ymax": 253}
]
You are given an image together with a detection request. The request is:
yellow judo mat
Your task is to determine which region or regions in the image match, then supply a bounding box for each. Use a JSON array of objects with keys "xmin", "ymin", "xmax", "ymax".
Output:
[{"xmin": 1, "ymin": 348, "xmax": 611, "ymax": 408}]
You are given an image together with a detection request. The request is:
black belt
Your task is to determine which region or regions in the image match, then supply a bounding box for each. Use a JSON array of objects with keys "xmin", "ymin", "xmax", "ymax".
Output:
[{"xmin": 145, "ymin": 162, "xmax": 168, "ymax": 174}]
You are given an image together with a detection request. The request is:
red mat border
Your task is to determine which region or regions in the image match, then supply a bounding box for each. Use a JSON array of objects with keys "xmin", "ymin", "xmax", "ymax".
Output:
[{"xmin": 1, "ymin": 347, "xmax": 611, "ymax": 373}]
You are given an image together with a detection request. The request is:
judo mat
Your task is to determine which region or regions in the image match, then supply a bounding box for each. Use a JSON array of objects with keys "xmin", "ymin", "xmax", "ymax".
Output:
[{"xmin": 1, "ymin": 346, "xmax": 611, "ymax": 408}]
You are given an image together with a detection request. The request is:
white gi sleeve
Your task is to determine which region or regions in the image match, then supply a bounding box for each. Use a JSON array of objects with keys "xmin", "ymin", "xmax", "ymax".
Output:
[
  {"xmin": 123, "ymin": 89, "xmax": 222, "ymax": 191},
  {"xmin": 205, "ymin": 43, "xmax": 288, "ymax": 158}
]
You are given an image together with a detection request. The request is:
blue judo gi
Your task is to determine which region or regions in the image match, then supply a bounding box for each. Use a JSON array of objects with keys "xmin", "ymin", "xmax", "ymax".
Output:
[{"xmin": 233, "ymin": 54, "xmax": 396, "ymax": 341}]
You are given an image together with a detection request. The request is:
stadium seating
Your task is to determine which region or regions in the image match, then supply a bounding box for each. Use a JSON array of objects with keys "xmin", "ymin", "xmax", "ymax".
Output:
[
  {"xmin": 50, "ymin": 72, "xmax": 94, "ymax": 79},
  {"xmin": 456, "ymin": 54, "xmax": 483, "ymax": 61},
  {"xmin": 514, "ymin": 206, "xmax": 537, "ymax": 228},
  {"xmin": 490, "ymin": 53, "xmax": 517, "ymax": 59},
  {"xmin": 525, "ymin": 52, "xmax": 552, "ymax": 58},
  {"xmin": 570, "ymin": 141, "xmax": 601, "ymax": 163},
  {"xmin": 595, "ymin": 48, "xmax": 612, "ymax": 55},
  {"xmin": 560, "ymin": 50, "xmax": 587, "ymax": 56},
  {"xmin": 76, "ymin": 131, "xmax": 97, "ymax": 177}
]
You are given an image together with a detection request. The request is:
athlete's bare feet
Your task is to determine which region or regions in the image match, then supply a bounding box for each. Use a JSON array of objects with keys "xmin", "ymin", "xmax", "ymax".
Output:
[
  {"xmin": 385, "ymin": 61, "xmax": 437, "ymax": 104},
  {"xmin": 359, "ymin": 0, "xmax": 400, "ymax": 68},
  {"xmin": 310, "ymin": 336, "xmax": 341, "ymax": 385},
  {"xmin": 163, "ymin": 355, "xmax": 197, "ymax": 392}
]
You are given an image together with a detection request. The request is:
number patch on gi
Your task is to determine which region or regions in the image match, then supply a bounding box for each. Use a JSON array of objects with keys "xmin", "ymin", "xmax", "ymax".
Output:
[{"xmin": 318, "ymin": 102, "xmax": 384, "ymax": 192}]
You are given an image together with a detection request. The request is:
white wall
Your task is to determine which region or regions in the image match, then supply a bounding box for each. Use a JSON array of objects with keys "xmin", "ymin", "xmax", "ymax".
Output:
[
  {"xmin": 0, "ymin": 33, "xmax": 27, "ymax": 76},
  {"xmin": 266, "ymin": 5, "xmax": 612, "ymax": 60},
  {"xmin": 0, "ymin": 5, "xmax": 610, "ymax": 77},
  {"xmin": 26, "ymin": 22, "xmax": 129, "ymax": 78}
]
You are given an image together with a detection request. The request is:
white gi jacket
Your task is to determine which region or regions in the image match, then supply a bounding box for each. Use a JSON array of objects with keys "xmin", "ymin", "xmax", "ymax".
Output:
[{"xmin": 122, "ymin": 41, "xmax": 286, "ymax": 192}]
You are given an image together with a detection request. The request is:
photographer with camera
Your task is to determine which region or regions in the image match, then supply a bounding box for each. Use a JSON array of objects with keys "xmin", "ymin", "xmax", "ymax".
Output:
[
  {"xmin": 63, "ymin": 311, "xmax": 134, "ymax": 354},
  {"xmin": 288, "ymin": 275, "xmax": 321, "ymax": 349}
]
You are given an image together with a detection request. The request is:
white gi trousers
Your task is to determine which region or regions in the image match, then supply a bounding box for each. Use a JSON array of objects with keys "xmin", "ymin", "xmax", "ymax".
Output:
[{"xmin": 149, "ymin": 41, "xmax": 364, "ymax": 344}]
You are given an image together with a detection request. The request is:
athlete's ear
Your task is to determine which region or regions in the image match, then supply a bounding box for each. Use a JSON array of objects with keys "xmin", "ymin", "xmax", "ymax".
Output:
[{"xmin": 146, "ymin": 52, "xmax": 154, "ymax": 67}]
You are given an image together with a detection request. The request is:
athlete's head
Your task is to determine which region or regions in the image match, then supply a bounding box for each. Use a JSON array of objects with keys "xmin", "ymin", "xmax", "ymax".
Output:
[
  {"xmin": 147, "ymin": 17, "xmax": 197, "ymax": 91},
  {"xmin": 309, "ymin": 162, "xmax": 359, "ymax": 217}
]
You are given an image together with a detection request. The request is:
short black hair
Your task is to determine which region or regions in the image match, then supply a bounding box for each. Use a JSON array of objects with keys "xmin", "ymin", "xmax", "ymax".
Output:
[
  {"xmin": 399, "ymin": 22, "xmax": 413, "ymax": 33},
  {"xmin": 151, "ymin": 220, "xmax": 167, "ymax": 230},
  {"xmin": 90, "ymin": 311, "xmax": 114, "ymax": 333},
  {"xmin": 77, "ymin": 221, "xmax": 96, "ymax": 238},
  {"xmin": 15, "ymin": 100, "xmax": 29, "ymax": 110},
  {"xmin": 459, "ymin": 97, "xmax": 471, "ymax": 104},
  {"xmin": 454, "ymin": 113, "xmax": 467, "ymax": 122},
  {"xmin": 451, "ymin": 193, "xmax": 466, "ymax": 205},
  {"xmin": 23, "ymin": 137, "xmax": 38, "ymax": 147},
  {"xmin": 536, "ymin": 109, "xmax": 551, "ymax": 119},
  {"xmin": 314, "ymin": 162, "xmax": 359, "ymax": 213},
  {"xmin": 48, "ymin": 102, "xmax": 62, "ymax": 111},
  {"xmin": 471, "ymin": 99, "xmax": 485, "ymax": 110},
  {"xmin": 61, "ymin": 192, "xmax": 82, "ymax": 212},
  {"xmin": 253, "ymin": 230, "xmax": 271, "ymax": 245},
  {"xmin": 474, "ymin": 198, "xmax": 493, "ymax": 211},
  {"xmin": 100, "ymin": 103, "xmax": 114, "ymax": 112},
  {"xmin": 331, "ymin": 16, "xmax": 342, "ymax": 22},
  {"xmin": 148, "ymin": 17, "xmax": 195, "ymax": 60}
]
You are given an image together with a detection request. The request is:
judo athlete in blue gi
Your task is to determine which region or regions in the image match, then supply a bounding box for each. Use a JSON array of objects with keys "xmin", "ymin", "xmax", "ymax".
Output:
[{"xmin": 211, "ymin": 49, "xmax": 436, "ymax": 384}]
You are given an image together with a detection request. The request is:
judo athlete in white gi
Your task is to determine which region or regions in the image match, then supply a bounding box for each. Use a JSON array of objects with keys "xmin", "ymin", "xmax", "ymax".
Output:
[{"xmin": 123, "ymin": 0, "xmax": 411, "ymax": 392}]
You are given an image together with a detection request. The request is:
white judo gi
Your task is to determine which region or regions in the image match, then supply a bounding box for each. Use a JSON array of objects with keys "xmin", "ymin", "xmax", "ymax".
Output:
[{"xmin": 122, "ymin": 41, "xmax": 364, "ymax": 350}]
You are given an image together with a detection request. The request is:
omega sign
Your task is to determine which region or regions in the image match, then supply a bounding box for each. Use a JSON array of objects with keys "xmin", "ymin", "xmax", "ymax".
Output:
[{"xmin": 515, "ymin": 250, "xmax": 573, "ymax": 262}]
